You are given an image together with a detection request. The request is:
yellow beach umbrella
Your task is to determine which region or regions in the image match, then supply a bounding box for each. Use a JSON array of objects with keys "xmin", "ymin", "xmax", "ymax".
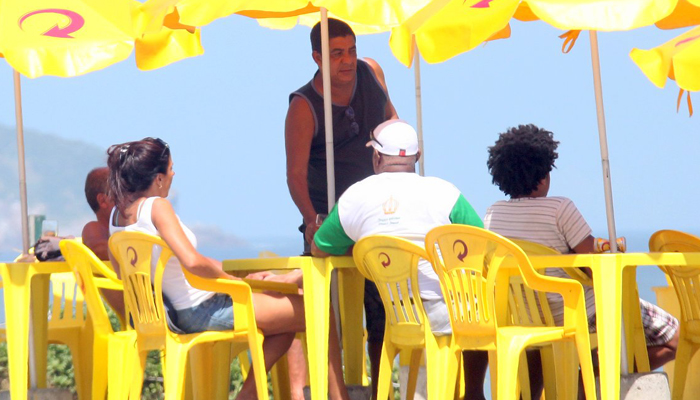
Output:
[
  {"xmin": 138, "ymin": 0, "xmax": 319, "ymax": 30},
  {"xmin": 390, "ymin": 0, "xmax": 677, "ymax": 66},
  {"xmin": 0, "ymin": 0, "xmax": 203, "ymax": 78},
  {"xmin": 630, "ymin": 25, "xmax": 700, "ymax": 114},
  {"xmin": 3, "ymin": 0, "xmax": 203, "ymax": 255}
]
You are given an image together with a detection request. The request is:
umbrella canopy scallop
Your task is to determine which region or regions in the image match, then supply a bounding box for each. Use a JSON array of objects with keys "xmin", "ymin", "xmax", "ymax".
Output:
[
  {"xmin": 388, "ymin": 0, "xmax": 678, "ymax": 67},
  {"xmin": 655, "ymin": 0, "xmax": 700, "ymax": 29},
  {"xmin": 630, "ymin": 25, "xmax": 700, "ymax": 92}
]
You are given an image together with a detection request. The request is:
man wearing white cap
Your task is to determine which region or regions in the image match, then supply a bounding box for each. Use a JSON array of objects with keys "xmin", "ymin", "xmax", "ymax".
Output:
[{"xmin": 312, "ymin": 120, "xmax": 486, "ymax": 400}]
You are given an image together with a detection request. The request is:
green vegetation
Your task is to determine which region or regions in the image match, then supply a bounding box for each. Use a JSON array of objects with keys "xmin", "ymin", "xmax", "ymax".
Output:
[{"xmin": 0, "ymin": 310, "xmax": 400, "ymax": 399}]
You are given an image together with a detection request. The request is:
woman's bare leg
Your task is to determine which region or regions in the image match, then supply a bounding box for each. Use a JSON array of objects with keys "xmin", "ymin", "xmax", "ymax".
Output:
[
  {"xmin": 237, "ymin": 292, "xmax": 349, "ymax": 400},
  {"xmin": 328, "ymin": 310, "xmax": 351, "ymax": 400},
  {"xmin": 237, "ymin": 332, "xmax": 296, "ymax": 400}
]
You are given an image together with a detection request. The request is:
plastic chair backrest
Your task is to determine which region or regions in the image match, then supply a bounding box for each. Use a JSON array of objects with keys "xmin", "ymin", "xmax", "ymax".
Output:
[
  {"xmin": 109, "ymin": 231, "xmax": 173, "ymax": 339},
  {"xmin": 59, "ymin": 239, "xmax": 120, "ymax": 335},
  {"xmin": 425, "ymin": 225, "xmax": 538, "ymax": 339},
  {"xmin": 508, "ymin": 239, "xmax": 559, "ymax": 327},
  {"xmin": 649, "ymin": 230, "xmax": 700, "ymax": 327},
  {"xmin": 47, "ymin": 272, "xmax": 85, "ymax": 329},
  {"xmin": 353, "ymin": 236, "xmax": 429, "ymax": 345}
]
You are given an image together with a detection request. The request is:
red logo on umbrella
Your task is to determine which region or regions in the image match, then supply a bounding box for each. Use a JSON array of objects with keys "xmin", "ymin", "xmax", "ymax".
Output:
[
  {"xmin": 471, "ymin": 0, "xmax": 495, "ymax": 8},
  {"xmin": 675, "ymin": 34, "xmax": 700, "ymax": 48},
  {"xmin": 19, "ymin": 9, "xmax": 85, "ymax": 39},
  {"xmin": 453, "ymin": 240, "xmax": 468, "ymax": 262}
]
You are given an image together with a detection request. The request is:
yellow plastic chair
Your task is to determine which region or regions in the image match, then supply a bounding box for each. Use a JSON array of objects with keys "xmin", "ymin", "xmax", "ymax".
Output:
[
  {"xmin": 507, "ymin": 240, "xmax": 561, "ymax": 400},
  {"xmin": 108, "ymin": 231, "xmax": 271, "ymax": 400},
  {"xmin": 352, "ymin": 235, "xmax": 459, "ymax": 400},
  {"xmin": 649, "ymin": 229, "xmax": 700, "ymax": 400},
  {"xmin": 59, "ymin": 239, "xmax": 133, "ymax": 400},
  {"xmin": 512, "ymin": 238, "xmax": 654, "ymax": 375},
  {"xmin": 0, "ymin": 271, "xmax": 95, "ymax": 399},
  {"xmin": 425, "ymin": 225, "xmax": 597, "ymax": 400}
]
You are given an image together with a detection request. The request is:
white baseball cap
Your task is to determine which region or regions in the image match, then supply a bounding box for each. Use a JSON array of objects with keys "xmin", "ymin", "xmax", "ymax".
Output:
[{"xmin": 366, "ymin": 119, "xmax": 419, "ymax": 157}]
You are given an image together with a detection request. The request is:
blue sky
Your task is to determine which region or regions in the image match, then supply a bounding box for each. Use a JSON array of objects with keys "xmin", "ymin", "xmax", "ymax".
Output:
[{"xmin": 1, "ymin": 14, "xmax": 698, "ymax": 255}]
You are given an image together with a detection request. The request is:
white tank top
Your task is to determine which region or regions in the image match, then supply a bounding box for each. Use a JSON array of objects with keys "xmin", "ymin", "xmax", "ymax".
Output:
[{"xmin": 109, "ymin": 197, "xmax": 215, "ymax": 310}]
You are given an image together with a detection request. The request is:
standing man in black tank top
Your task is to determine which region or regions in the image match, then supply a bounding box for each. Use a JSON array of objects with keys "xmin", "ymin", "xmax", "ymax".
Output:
[{"xmin": 285, "ymin": 18, "xmax": 397, "ymax": 400}]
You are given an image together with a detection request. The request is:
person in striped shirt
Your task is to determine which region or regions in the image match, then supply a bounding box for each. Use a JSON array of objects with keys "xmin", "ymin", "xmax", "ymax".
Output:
[{"xmin": 484, "ymin": 124, "xmax": 679, "ymax": 397}]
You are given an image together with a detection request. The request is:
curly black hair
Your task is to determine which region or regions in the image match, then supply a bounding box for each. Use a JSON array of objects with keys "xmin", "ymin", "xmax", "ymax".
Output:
[{"xmin": 487, "ymin": 124, "xmax": 559, "ymax": 198}]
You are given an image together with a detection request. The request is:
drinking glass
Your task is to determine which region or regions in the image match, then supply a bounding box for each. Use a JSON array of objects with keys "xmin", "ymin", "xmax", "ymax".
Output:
[{"xmin": 41, "ymin": 220, "xmax": 58, "ymax": 237}]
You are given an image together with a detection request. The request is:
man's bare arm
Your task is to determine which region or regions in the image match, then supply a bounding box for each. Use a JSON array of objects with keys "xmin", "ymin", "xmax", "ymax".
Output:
[
  {"xmin": 286, "ymin": 96, "xmax": 322, "ymax": 243},
  {"xmin": 364, "ymin": 57, "xmax": 398, "ymax": 120}
]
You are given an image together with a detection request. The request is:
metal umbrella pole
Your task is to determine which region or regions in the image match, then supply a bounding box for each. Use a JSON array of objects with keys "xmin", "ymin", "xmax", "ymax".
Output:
[
  {"xmin": 14, "ymin": 69, "xmax": 38, "ymax": 389},
  {"xmin": 320, "ymin": 8, "xmax": 336, "ymax": 210},
  {"xmin": 589, "ymin": 30, "xmax": 628, "ymax": 375},
  {"xmin": 413, "ymin": 38, "xmax": 425, "ymax": 176},
  {"xmin": 589, "ymin": 31, "xmax": 618, "ymax": 253}
]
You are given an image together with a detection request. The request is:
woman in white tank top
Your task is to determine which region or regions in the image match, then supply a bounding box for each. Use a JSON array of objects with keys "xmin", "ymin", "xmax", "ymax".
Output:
[{"xmin": 106, "ymin": 138, "xmax": 349, "ymax": 400}]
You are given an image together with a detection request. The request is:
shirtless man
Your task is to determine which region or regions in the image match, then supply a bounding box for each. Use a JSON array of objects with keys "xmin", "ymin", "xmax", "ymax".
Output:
[{"xmin": 81, "ymin": 167, "xmax": 124, "ymax": 317}]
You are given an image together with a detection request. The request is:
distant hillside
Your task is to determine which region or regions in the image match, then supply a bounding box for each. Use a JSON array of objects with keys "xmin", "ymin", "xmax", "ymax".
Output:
[{"xmin": 0, "ymin": 126, "xmax": 105, "ymax": 256}]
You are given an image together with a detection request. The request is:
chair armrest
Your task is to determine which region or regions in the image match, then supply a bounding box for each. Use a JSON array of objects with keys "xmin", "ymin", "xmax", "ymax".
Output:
[
  {"xmin": 563, "ymin": 268, "xmax": 593, "ymax": 286},
  {"xmin": 93, "ymin": 277, "xmax": 123, "ymax": 291},
  {"xmin": 520, "ymin": 272, "xmax": 584, "ymax": 303},
  {"xmin": 181, "ymin": 269, "xmax": 297, "ymax": 296},
  {"xmin": 242, "ymin": 279, "xmax": 299, "ymax": 294}
]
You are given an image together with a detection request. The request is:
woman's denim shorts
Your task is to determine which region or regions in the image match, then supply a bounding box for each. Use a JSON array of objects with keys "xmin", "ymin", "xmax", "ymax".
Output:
[{"xmin": 174, "ymin": 293, "xmax": 234, "ymax": 334}]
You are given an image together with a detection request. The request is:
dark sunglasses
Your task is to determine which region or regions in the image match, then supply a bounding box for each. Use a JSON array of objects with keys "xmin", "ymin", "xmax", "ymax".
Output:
[
  {"xmin": 369, "ymin": 128, "xmax": 383, "ymax": 148},
  {"xmin": 345, "ymin": 106, "xmax": 360, "ymax": 136}
]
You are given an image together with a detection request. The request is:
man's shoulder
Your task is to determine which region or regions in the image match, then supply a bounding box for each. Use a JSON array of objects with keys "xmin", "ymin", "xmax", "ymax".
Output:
[
  {"xmin": 81, "ymin": 220, "xmax": 101, "ymax": 236},
  {"xmin": 418, "ymin": 175, "xmax": 462, "ymax": 195},
  {"xmin": 289, "ymin": 78, "xmax": 316, "ymax": 103}
]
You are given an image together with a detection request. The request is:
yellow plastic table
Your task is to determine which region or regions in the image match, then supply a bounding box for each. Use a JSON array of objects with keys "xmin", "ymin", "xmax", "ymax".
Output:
[
  {"xmin": 516, "ymin": 252, "xmax": 700, "ymax": 400},
  {"xmin": 0, "ymin": 261, "xmax": 71, "ymax": 400},
  {"xmin": 223, "ymin": 256, "xmax": 365, "ymax": 400}
]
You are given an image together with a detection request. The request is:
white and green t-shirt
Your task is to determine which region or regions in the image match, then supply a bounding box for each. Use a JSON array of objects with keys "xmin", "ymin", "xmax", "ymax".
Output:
[{"xmin": 314, "ymin": 172, "xmax": 483, "ymax": 300}]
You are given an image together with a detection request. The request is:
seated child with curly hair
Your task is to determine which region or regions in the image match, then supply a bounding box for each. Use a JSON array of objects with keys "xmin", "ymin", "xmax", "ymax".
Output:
[{"xmin": 483, "ymin": 124, "xmax": 679, "ymax": 397}]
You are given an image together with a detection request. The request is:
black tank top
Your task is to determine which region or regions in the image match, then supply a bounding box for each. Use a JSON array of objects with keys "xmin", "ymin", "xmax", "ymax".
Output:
[{"xmin": 290, "ymin": 60, "xmax": 389, "ymax": 214}]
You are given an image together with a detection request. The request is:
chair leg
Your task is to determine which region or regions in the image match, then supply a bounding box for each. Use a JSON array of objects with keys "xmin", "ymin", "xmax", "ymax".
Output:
[
  {"xmin": 189, "ymin": 342, "xmax": 232, "ymax": 400},
  {"xmin": 487, "ymin": 350, "xmax": 498, "ymax": 400},
  {"xmin": 574, "ymin": 332, "xmax": 597, "ymax": 400},
  {"xmin": 107, "ymin": 332, "xmax": 138, "ymax": 400},
  {"xmin": 497, "ymin": 335, "xmax": 528, "ymax": 400},
  {"xmin": 518, "ymin": 351, "xmax": 531, "ymax": 400},
  {"xmin": 377, "ymin": 341, "xmax": 397, "ymax": 400},
  {"xmin": 88, "ymin": 334, "xmax": 109, "ymax": 400},
  {"xmin": 405, "ymin": 349, "xmax": 422, "ymax": 400},
  {"xmin": 671, "ymin": 339, "xmax": 698, "ymax": 400},
  {"xmin": 163, "ymin": 342, "xmax": 189, "ymax": 400},
  {"xmin": 424, "ymin": 334, "xmax": 459, "ymax": 400},
  {"xmin": 539, "ymin": 346, "xmax": 556, "ymax": 400},
  {"xmin": 556, "ymin": 341, "xmax": 579, "ymax": 400},
  {"xmin": 248, "ymin": 331, "xmax": 270, "ymax": 400}
]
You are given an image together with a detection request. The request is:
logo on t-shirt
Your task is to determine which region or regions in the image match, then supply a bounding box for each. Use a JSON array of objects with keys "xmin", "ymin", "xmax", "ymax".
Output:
[{"xmin": 382, "ymin": 196, "xmax": 399, "ymax": 215}]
